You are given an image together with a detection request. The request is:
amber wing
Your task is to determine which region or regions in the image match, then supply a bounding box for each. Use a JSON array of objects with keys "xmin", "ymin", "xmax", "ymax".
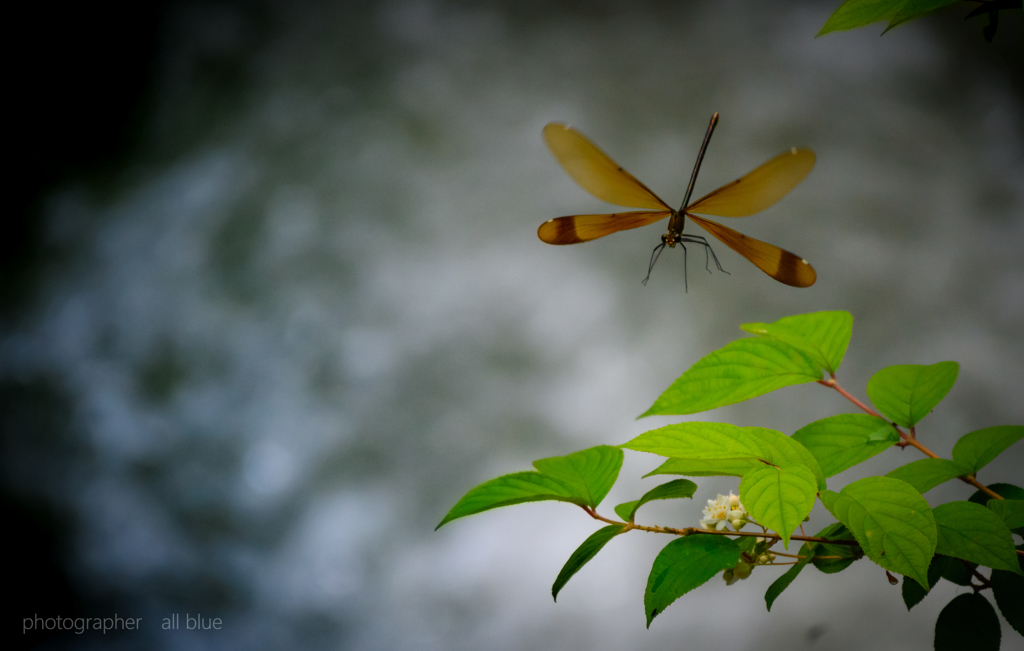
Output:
[
  {"xmin": 543, "ymin": 123, "xmax": 670, "ymax": 211},
  {"xmin": 687, "ymin": 213, "xmax": 816, "ymax": 287},
  {"xmin": 538, "ymin": 211, "xmax": 671, "ymax": 245},
  {"xmin": 687, "ymin": 148, "xmax": 815, "ymax": 217}
]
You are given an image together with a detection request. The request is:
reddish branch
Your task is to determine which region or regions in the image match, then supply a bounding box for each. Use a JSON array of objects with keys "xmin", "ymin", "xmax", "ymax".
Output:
[{"xmin": 816, "ymin": 377, "xmax": 1004, "ymax": 501}]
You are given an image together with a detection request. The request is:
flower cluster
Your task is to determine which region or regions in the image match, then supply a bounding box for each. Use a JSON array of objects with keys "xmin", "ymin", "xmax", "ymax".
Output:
[{"xmin": 700, "ymin": 492, "xmax": 749, "ymax": 531}]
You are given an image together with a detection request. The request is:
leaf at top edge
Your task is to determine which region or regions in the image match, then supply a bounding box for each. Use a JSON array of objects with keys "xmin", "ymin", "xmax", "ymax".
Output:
[
  {"xmin": 552, "ymin": 525, "xmax": 626, "ymax": 601},
  {"xmin": 987, "ymin": 499, "xmax": 1024, "ymax": 532},
  {"xmin": 436, "ymin": 445, "xmax": 623, "ymax": 529},
  {"xmin": 934, "ymin": 593, "xmax": 1001, "ymax": 651},
  {"xmin": 618, "ymin": 479, "xmax": 698, "ymax": 522},
  {"xmin": 740, "ymin": 464, "xmax": 817, "ymax": 549},
  {"xmin": 902, "ymin": 555, "xmax": 943, "ymax": 610},
  {"xmin": 933, "ymin": 501, "xmax": 1022, "ymax": 575},
  {"xmin": 951, "ymin": 425, "xmax": 1024, "ymax": 476},
  {"xmin": 818, "ymin": 0, "xmax": 904, "ymax": 36},
  {"xmin": 765, "ymin": 542, "xmax": 812, "ymax": 611},
  {"xmin": 532, "ymin": 445, "xmax": 624, "ymax": 509},
  {"xmin": 884, "ymin": 0, "xmax": 960, "ymax": 32},
  {"xmin": 885, "ymin": 458, "xmax": 970, "ymax": 495},
  {"xmin": 641, "ymin": 337, "xmax": 821, "ymax": 418},
  {"xmin": 645, "ymin": 536, "xmax": 741, "ymax": 628},
  {"xmin": 792, "ymin": 414, "xmax": 899, "ymax": 478},
  {"xmin": 824, "ymin": 476, "xmax": 936, "ymax": 587},
  {"xmin": 740, "ymin": 310, "xmax": 852, "ymax": 375},
  {"xmin": 865, "ymin": 361, "xmax": 959, "ymax": 428}
]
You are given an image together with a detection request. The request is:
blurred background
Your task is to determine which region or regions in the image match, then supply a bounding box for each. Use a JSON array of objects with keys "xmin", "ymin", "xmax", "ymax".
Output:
[{"xmin": 3, "ymin": 1, "xmax": 1022, "ymax": 649}]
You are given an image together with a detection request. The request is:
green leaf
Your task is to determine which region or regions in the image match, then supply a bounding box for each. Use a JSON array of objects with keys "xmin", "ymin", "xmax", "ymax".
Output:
[
  {"xmin": 819, "ymin": 489, "xmax": 839, "ymax": 512},
  {"xmin": 623, "ymin": 422, "xmax": 826, "ymax": 490},
  {"xmin": 901, "ymin": 555, "xmax": 943, "ymax": 610},
  {"xmin": 436, "ymin": 446, "xmax": 623, "ymax": 528},
  {"xmin": 987, "ymin": 499, "xmax": 1024, "ymax": 532},
  {"xmin": 991, "ymin": 544, "xmax": 1024, "ymax": 636},
  {"xmin": 884, "ymin": 0, "xmax": 960, "ymax": 32},
  {"xmin": 740, "ymin": 310, "xmax": 852, "ymax": 375},
  {"xmin": 951, "ymin": 425, "xmax": 1024, "ymax": 475},
  {"xmin": 645, "ymin": 536, "xmax": 741, "ymax": 627},
  {"xmin": 740, "ymin": 464, "xmax": 818, "ymax": 548},
  {"xmin": 865, "ymin": 362, "xmax": 959, "ymax": 428},
  {"xmin": 808, "ymin": 522, "xmax": 861, "ymax": 574},
  {"xmin": 935, "ymin": 554, "xmax": 975, "ymax": 586},
  {"xmin": 614, "ymin": 479, "xmax": 697, "ymax": 523},
  {"xmin": 792, "ymin": 414, "xmax": 899, "ymax": 478},
  {"xmin": 933, "ymin": 501, "xmax": 1022, "ymax": 575},
  {"xmin": 551, "ymin": 525, "xmax": 625, "ymax": 601},
  {"xmin": 641, "ymin": 338, "xmax": 821, "ymax": 417},
  {"xmin": 818, "ymin": 0, "xmax": 904, "ymax": 36},
  {"xmin": 614, "ymin": 501, "xmax": 638, "ymax": 522},
  {"xmin": 765, "ymin": 543, "xmax": 812, "ymax": 611},
  {"xmin": 532, "ymin": 445, "xmax": 624, "ymax": 507},
  {"xmin": 968, "ymin": 483, "xmax": 1024, "ymax": 505},
  {"xmin": 820, "ymin": 476, "xmax": 936, "ymax": 587},
  {"xmin": 644, "ymin": 457, "xmax": 756, "ymax": 478},
  {"xmin": 934, "ymin": 593, "xmax": 1001, "ymax": 651},
  {"xmin": 885, "ymin": 458, "xmax": 970, "ymax": 494}
]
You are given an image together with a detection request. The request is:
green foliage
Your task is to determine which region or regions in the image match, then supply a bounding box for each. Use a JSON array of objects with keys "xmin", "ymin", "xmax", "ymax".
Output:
[
  {"xmin": 932, "ymin": 501, "xmax": 1022, "ymax": 575},
  {"xmin": 988, "ymin": 499, "xmax": 1024, "ymax": 532},
  {"xmin": 740, "ymin": 310, "xmax": 852, "ymax": 375},
  {"xmin": 645, "ymin": 457, "xmax": 756, "ymax": 478},
  {"xmin": 934, "ymin": 593, "xmax": 1001, "ymax": 651},
  {"xmin": 793, "ymin": 414, "xmax": 899, "ymax": 477},
  {"xmin": 622, "ymin": 422, "xmax": 826, "ymax": 490},
  {"xmin": 969, "ymin": 483, "xmax": 1024, "ymax": 505},
  {"xmin": 902, "ymin": 556, "xmax": 943, "ymax": 610},
  {"xmin": 552, "ymin": 525, "xmax": 625, "ymax": 601},
  {"xmin": 640, "ymin": 338, "xmax": 821, "ymax": 417},
  {"xmin": 866, "ymin": 362, "xmax": 959, "ymax": 428},
  {"xmin": 644, "ymin": 536, "xmax": 740, "ymax": 627},
  {"xmin": 740, "ymin": 464, "xmax": 817, "ymax": 548},
  {"xmin": 435, "ymin": 445, "xmax": 622, "ymax": 528},
  {"xmin": 438, "ymin": 311, "xmax": 1022, "ymax": 649},
  {"xmin": 969, "ymin": 483, "xmax": 1024, "ymax": 534},
  {"xmin": 934, "ymin": 554, "xmax": 975, "ymax": 586},
  {"xmin": 614, "ymin": 479, "xmax": 697, "ymax": 522},
  {"xmin": 952, "ymin": 426, "xmax": 1024, "ymax": 475},
  {"xmin": 818, "ymin": 0, "xmax": 960, "ymax": 36},
  {"xmin": 809, "ymin": 523, "xmax": 861, "ymax": 574},
  {"xmin": 885, "ymin": 458, "xmax": 969, "ymax": 494},
  {"xmin": 764, "ymin": 543, "xmax": 811, "ymax": 611},
  {"xmin": 820, "ymin": 477, "xmax": 936, "ymax": 587},
  {"xmin": 991, "ymin": 545, "xmax": 1024, "ymax": 636}
]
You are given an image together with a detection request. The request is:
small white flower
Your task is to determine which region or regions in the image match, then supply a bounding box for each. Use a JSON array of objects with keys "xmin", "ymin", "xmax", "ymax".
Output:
[{"xmin": 700, "ymin": 491, "xmax": 749, "ymax": 531}]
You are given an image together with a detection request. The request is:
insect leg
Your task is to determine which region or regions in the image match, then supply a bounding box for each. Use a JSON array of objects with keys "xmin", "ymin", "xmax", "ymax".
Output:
[
  {"xmin": 642, "ymin": 241, "xmax": 667, "ymax": 286},
  {"xmin": 680, "ymin": 234, "xmax": 729, "ymax": 275}
]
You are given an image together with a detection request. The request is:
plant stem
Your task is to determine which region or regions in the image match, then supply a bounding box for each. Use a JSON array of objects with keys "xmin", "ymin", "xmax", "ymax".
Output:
[
  {"xmin": 817, "ymin": 378, "xmax": 1004, "ymax": 501},
  {"xmin": 581, "ymin": 507, "xmax": 861, "ymax": 546},
  {"xmin": 581, "ymin": 507, "xmax": 1024, "ymax": 557}
]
